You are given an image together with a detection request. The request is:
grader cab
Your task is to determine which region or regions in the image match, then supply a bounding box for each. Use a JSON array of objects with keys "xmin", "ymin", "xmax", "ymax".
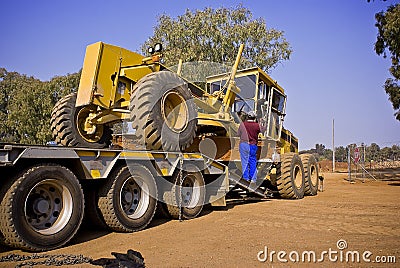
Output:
[{"xmin": 205, "ymin": 67, "xmax": 298, "ymax": 152}]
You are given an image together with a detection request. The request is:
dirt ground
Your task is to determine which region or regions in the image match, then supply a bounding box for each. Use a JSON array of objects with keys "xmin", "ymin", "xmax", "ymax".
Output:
[{"xmin": 1, "ymin": 172, "xmax": 399, "ymax": 267}]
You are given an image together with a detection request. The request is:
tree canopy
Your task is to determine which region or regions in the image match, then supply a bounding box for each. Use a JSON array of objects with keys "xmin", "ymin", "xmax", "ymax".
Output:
[
  {"xmin": 142, "ymin": 5, "xmax": 292, "ymax": 72},
  {"xmin": 0, "ymin": 68, "xmax": 80, "ymax": 144},
  {"xmin": 373, "ymin": 3, "xmax": 400, "ymax": 120}
]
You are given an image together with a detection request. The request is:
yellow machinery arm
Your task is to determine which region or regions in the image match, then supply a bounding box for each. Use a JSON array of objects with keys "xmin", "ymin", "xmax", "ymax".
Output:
[{"xmin": 221, "ymin": 44, "xmax": 244, "ymax": 113}]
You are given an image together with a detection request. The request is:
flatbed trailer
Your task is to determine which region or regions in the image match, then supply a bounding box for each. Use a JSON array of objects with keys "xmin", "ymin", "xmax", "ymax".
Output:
[{"xmin": 0, "ymin": 143, "xmax": 271, "ymax": 251}]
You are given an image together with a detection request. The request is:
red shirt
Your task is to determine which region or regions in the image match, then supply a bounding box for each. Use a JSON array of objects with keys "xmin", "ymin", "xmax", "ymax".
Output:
[{"xmin": 238, "ymin": 121, "xmax": 260, "ymax": 145}]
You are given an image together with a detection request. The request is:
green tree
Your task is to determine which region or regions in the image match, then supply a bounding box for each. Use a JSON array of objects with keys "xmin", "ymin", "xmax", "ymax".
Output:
[
  {"xmin": 6, "ymin": 73, "xmax": 53, "ymax": 144},
  {"xmin": 379, "ymin": 146, "xmax": 392, "ymax": 161},
  {"xmin": 142, "ymin": 5, "xmax": 292, "ymax": 72},
  {"xmin": 0, "ymin": 69, "xmax": 81, "ymax": 144},
  {"xmin": 0, "ymin": 68, "xmax": 17, "ymax": 141},
  {"xmin": 374, "ymin": 4, "xmax": 400, "ymax": 120},
  {"xmin": 392, "ymin": 144, "xmax": 399, "ymax": 160},
  {"xmin": 315, "ymin": 144, "xmax": 326, "ymax": 156},
  {"xmin": 323, "ymin": 148, "xmax": 333, "ymax": 161},
  {"xmin": 367, "ymin": 143, "xmax": 381, "ymax": 161},
  {"xmin": 47, "ymin": 71, "xmax": 81, "ymax": 103},
  {"xmin": 335, "ymin": 146, "xmax": 347, "ymax": 162}
]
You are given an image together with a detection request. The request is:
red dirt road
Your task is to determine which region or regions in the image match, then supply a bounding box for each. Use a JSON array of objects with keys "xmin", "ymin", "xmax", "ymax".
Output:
[{"xmin": 1, "ymin": 172, "xmax": 399, "ymax": 267}]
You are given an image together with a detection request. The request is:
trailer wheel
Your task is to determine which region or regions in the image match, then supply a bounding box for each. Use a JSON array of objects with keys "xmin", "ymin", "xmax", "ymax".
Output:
[
  {"xmin": 81, "ymin": 182, "xmax": 108, "ymax": 230},
  {"xmin": 276, "ymin": 153, "xmax": 305, "ymax": 199},
  {"xmin": 50, "ymin": 92, "xmax": 111, "ymax": 148},
  {"xmin": 163, "ymin": 168, "xmax": 205, "ymax": 219},
  {"xmin": 98, "ymin": 165, "xmax": 157, "ymax": 232},
  {"xmin": 129, "ymin": 71, "xmax": 197, "ymax": 152},
  {"xmin": 0, "ymin": 165, "xmax": 84, "ymax": 251},
  {"xmin": 301, "ymin": 154, "xmax": 319, "ymax": 196}
]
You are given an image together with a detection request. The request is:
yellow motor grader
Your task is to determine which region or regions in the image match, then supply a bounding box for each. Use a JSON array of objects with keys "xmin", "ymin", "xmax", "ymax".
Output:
[{"xmin": 50, "ymin": 41, "xmax": 320, "ymax": 199}]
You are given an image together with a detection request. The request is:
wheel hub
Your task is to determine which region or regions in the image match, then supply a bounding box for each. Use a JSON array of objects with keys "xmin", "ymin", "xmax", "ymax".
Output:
[
  {"xmin": 310, "ymin": 166, "xmax": 318, "ymax": 186},
  {"xmin": 35, "ymin": 199, "xmax": 50, "ymax": 214},
  {"xmin": 25, "ymin": 180, "xmax": 70, "ymax": 233},
  {"xmin": 161, "ymin": 91, "xmax": 189, "ymax": 133},
  {"xmin": 121, "ymin": 179, "xmax": 141, "ymax": 215},
  {"xmin": 293, "ymin": 165, "xmax": 303, "ymax": 189},
  {"xmin": 179, "ymin": 174, "xmax": 202, "ymax": 209},
  {"xmin": 76, "ymin": 106, "xmax": 104, "ymax": 143},
  {"xmin": 124, "ymin": 192, "xmax": 133, "ymax": 203},
  {"xmin": 182, "ymin": 179, "xmax": 194, "ymax": 206}
]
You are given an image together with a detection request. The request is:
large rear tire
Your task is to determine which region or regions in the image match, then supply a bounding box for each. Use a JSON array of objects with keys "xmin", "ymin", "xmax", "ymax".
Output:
[
  {"xmin": 301, "ymin": 154, "xmax": 319, "ymax": 196},
  {"xmin": 98, "ymin": 165, "xmax": 157, "ymax": 232},
  {"xmin": 129, "ymin": 71, "xmax": 197, "ymax": 152},
  {"xmin": 276, "ymin": 153, "xmax": 305, "ymax": 199},
  {"xmin": 163, "ymin": 168, "xmax": 205, "ymax": 220},
  {"xmin": 50, "ymin": 92, "xmax": 111, "ymax": 148},
  {"xmin": 0, "ymin": 165, "xmax": 84, "ymax": 251}
]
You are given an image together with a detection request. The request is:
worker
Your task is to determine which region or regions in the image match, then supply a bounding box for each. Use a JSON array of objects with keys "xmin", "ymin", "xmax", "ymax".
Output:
[{"xmin": 237, "ymin": 111, "xmax": 260, "ymax": 183}]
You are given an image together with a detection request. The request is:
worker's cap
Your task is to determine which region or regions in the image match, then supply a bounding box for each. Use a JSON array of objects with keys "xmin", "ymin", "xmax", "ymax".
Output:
[{"xmin": 248, "ymin": 111, "xmax": 256, "ymax": 118}]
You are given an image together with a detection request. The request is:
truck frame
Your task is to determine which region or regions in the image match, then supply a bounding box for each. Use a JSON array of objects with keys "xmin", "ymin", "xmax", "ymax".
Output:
[
  {"xmin": 0, "ymin": 142, "xmax": 284, "ymax": 251},
  {"xmin": 0, "ymin": 142, "xmax": 319, "ymax": 252}
]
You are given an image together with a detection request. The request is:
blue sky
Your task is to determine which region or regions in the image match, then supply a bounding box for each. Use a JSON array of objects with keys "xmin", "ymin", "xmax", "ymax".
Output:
[{"xmin": 1, "ymin": 0, "xmax": 399, "ymax": 150}]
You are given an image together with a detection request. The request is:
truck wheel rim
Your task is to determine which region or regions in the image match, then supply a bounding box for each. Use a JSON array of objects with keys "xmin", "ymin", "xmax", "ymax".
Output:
[
  {"xmin": 161, "ymin": 91, "xmax": 189, "ymax": 133},
  {"xmin": 309, "ymin": 165, "xmax": 318, "ymax": 187},
  {"xmin": 25, "ymin": 179, "xmax": 73, "ymax": 235},
  {"xmin": 181, "ymin": 174, "xmax": 200, "ymax": 209},
  {"xmin": 120, "ymin": 176, "xmax": 150, "ymax": 219},
  {"xmin": 77, "ymin": 106, "xmax": 104, "ymax": 143},
  {"xmin": 293, "ymin": 165, "xmax": 303, "ymax": 189}
]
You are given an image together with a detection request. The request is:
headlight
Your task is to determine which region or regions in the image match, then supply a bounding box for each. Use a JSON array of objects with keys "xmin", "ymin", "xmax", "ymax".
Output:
[{"xmin": 154, "ymin": 43, "xmax": 162, "ymax": 53}]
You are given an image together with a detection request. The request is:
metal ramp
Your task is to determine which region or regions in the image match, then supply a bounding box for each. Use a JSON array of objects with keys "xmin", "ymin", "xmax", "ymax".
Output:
[{"xmin": 228, "ymin": 171, "xmax": 267, "ymax": 198}]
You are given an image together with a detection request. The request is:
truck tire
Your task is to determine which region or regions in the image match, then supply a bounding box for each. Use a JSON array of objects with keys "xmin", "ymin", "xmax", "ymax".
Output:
[
  {"xmin": 81, "ymin": 181, "xmax": 108, "ymax": 230},
  {"xmin": 98, "ymin": 165, "xmax": 157, "ymax": 232},
  {"xmin": 163, "ymin": 168, "xmax": 205, "ymax": 219},
  {"xmin": 276, "ymin": 153, "xmax": 305, "ymax": 199},
  {"xmin": 301, "ymin": 154, "xmax": 319, "ymax": 196},
  {"xmin": 129, "ymin": 71, "xmax": 197, "ymax": 152},
  {"xmin": 0, "ymin": 164, "xmax": 84, "ymax": 251},
  {"xmin": 50, "ymin": 92, "xmax": 111, "ymax": 148}
]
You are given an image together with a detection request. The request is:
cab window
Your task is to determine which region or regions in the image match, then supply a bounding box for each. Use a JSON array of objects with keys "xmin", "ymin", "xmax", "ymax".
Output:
[{"xmin": 209, "ymin": 74, "xmax": 256, "ymax": 99}]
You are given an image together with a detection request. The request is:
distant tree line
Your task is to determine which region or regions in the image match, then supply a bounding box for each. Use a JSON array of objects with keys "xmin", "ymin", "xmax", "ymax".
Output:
[
  {"xmin": 301, "ymin": 143, "xmax": 400, "ymax": 162},
  {"xmin": 0, "ymin": 68, "xmax": 80, "ymax": 144}
]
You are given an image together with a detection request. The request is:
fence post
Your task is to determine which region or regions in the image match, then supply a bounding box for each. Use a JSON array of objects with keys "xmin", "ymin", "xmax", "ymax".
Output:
[
  {"xmin": 362, "ymin": 143, "xmax": 366, "ymax": 182},
  {"xmin": 348, "ymin": 146, "xmax": 352, "ymax": 182}
]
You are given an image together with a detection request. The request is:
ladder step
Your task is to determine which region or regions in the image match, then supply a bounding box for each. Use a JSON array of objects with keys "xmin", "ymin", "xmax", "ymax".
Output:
[{"xmin": 228, "ymin": 173, "xmax": 266, "ymax": 197}]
